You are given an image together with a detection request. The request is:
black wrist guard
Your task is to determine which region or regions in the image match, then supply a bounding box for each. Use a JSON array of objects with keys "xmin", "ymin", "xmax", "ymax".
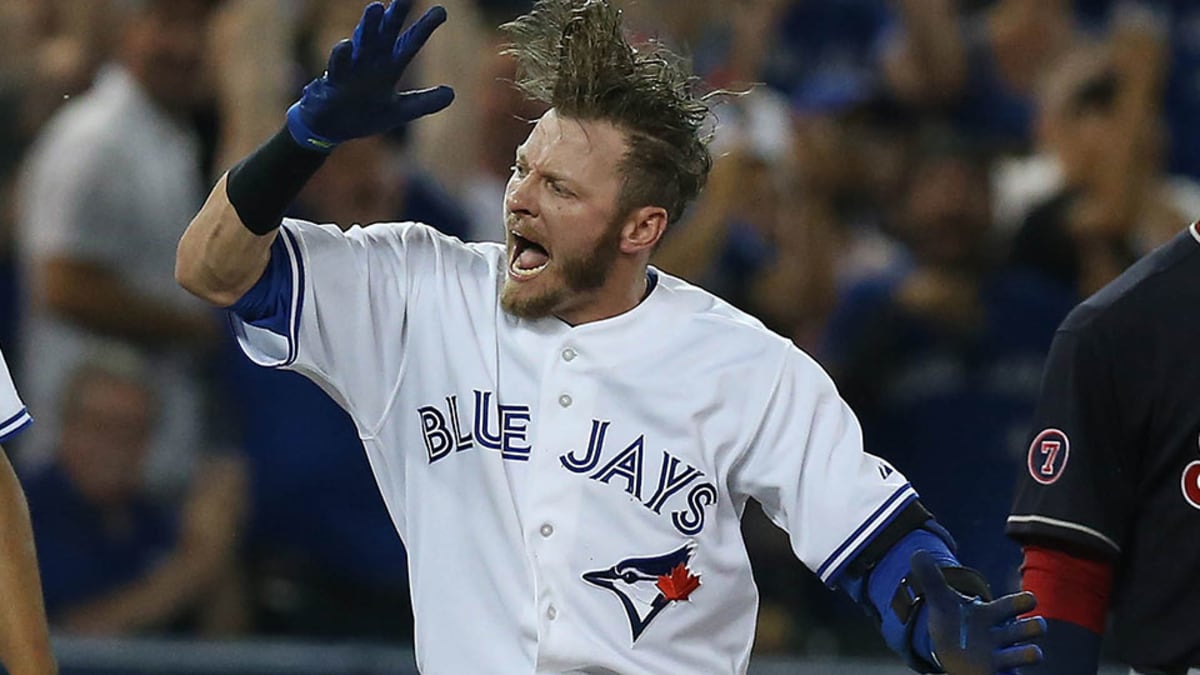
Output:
[
  {"xmin": 891, "ymin": 564, "xmax": 993, "ymax": 626},
  {"xmin": 226, "ymin": 126, "xmax": 328, "ymax": 236}
]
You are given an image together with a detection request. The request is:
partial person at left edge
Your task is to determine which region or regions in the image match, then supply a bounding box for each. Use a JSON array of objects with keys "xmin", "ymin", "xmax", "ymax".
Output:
[{"xmin": 0, "ymin": 346, "xmax": 57, "ymax": 674}]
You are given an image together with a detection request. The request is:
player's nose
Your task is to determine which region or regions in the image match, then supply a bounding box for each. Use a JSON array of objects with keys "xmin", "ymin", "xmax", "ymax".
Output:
[{"xmin": 505, "ymin": 174, "xmax": 538, "ymax": 219}]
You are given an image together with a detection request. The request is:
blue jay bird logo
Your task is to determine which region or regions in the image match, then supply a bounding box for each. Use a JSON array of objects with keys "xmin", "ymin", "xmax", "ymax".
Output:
[{"xmin": 582, "ymin": 544, "xmax": 701, "ymax": 642}]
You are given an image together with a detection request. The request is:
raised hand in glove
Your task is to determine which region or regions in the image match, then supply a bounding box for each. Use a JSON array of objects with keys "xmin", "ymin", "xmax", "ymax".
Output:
[
  {"xmin": 287, "ymin": 0, "xmax": 455, "ymax": 152},
  {"xmin": 911, "ymin": 550, "xmax": 1046, "ymax": 674}
]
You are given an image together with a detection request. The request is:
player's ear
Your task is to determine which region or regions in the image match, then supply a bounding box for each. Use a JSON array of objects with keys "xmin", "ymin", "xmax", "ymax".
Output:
[{"xmin": 619, "ymin": 206, "xmax": 667, "ymax": 255}]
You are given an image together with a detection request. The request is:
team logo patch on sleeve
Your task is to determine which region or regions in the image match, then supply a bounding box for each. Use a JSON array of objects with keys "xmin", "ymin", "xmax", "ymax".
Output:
[
  {"xmin": 583, "ymin": 544, "xmax": 700, "ymax": 643},
  {"xmin": 1027, "ymin": 428, "xmax": 1070, "ymax": 485}
]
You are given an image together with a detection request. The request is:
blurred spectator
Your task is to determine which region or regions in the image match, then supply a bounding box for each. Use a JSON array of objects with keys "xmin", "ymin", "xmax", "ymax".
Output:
[
  {"xmin": 25, "ymin": 348, "xmax": 246, "ymax": 636},
  {"xmin": 207, "ymin": 0, "xmax": 299, "ymax": 176},
  {"xmin": 655, "ymin": 84, "xmax": 914, "ymax": 351},
  {"xmin": 1079, "ymin": 0, "xmax": 1200, "ymax": 180},
  {"xmin": 822, "ymin": 128, "xmax": 1075, "ymax": 592},
  {"xmin": 410, "ymin": 0, "xmax": 490, "ymax": 216},
  {"xmin": 455, "ymin": 34, "xmax": 547, "ymax": 242},
  {"xmin": 653, "ymin": 119, "xmax": 840, "ymax": 348},
  {"xmin": 15, "ymin": 0, "xmax": 225, "ymax": 496},
  {"xmin": 645, "ymin": 0, "xmax": 918, "ymax": 346},
  {"xmin": 219, "ymin": 339, "xmax": 413, "ymax": 641},
  {"xmin": 0, "ymin": 0, "xmax": 118, "ymax": 157},
  {"xmin": 294, "ymin": 136, "xmax": 471, "ymax": 239},
  {"xmin": 1143, "ymin": 0, "xmax": 1200, "ymax": 180},
  {"xmin": 724, "ymin": 0, "xmax": 891, "ymax": 97},
  {"xmin": 992, "ymin": 43, "xmax": 1119, "ymax": 237},
  {"xmin": 787, "ymin": 84, "xmax": 917, "ymax": 290},
  {"xmin": 1007, "ymin": 23, "xmax": 1199, "ymax": 297},
  {"xmin": 414, "ymin": 1, "xmax": 545, "ymax": 241},
  {"xmin": 0, "ymin": 0, "xmax": 118, "ymax": 359},
  {"xmin": 0, "ymin": 168, "xmax": 21, "ymax": 358},
  {"xmin": 882, "ymin": 0, "xmax": 1088, "ymax": 153}
]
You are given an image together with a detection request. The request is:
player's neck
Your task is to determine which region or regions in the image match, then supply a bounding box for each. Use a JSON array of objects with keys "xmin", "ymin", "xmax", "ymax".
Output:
[{"xmin": 554, "ymin": 270, "xmax": 651, "ymax": 327}]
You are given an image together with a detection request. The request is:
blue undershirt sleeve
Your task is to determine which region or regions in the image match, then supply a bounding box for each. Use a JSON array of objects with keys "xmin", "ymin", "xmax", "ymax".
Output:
[{"xmin": 227, "ymin": 233, "xmax": 295, "ymax": 337}]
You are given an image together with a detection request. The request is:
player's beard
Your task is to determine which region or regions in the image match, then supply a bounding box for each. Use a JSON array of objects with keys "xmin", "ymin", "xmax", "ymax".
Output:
[{"xmin": 500, "ymin": 219, "xmax": 623, "ymax": 320}]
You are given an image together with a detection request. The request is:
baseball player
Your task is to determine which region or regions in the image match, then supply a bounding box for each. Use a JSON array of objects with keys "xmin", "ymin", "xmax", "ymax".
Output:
[
  {"xmin": 1008, "ymin": 222, "xmax": 1200, "ymax": 674},
  {"xmin": 0, "ymin": 348, "xmax": 57, "ymax": 674},
  {"xmin": 177, "ymin": 1, "xmax": 1045, "ymax": 672}
]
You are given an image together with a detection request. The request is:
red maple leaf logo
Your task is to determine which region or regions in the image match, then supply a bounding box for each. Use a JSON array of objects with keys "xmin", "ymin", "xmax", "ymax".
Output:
[{"xmin": 656, "ymin": 563, "xmax": 701, "ymax": 601}]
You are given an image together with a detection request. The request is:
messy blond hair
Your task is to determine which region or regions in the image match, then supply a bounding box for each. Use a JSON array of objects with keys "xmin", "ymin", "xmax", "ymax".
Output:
[{"xmin": 502, "ymin": 0, "xmax": 713, "ymax": 224}]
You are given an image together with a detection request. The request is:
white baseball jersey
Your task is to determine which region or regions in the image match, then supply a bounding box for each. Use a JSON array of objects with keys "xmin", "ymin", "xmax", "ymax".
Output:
[
  {"xmin": 0, "ymin": 348, "xmax": 32, "ymax": 443},
  {"xmin": 232, "ymin": 219, "xmax": 916, "ymax": 674}
]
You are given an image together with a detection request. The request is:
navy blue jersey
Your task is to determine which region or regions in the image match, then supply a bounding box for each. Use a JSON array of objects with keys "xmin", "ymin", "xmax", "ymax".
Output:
[{"xmin": 1007, "ymin": 224, "xmax": 1200, "ymax": 670}]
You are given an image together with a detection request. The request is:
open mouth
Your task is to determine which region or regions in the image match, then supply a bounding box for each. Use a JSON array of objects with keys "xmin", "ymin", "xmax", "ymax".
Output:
[{"xmin": 509, "ymin": 231, "xmax": 551, "ymax": 279}]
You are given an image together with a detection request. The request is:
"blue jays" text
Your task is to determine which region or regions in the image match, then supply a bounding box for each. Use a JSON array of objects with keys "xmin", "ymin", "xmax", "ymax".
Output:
[{"xmin": 416, "ymin": 391, "xmax": 717, "ymax": 536}]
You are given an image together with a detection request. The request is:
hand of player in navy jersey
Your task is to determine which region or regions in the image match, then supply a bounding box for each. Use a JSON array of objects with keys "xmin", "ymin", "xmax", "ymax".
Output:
[
  {"xmin": 286, "ymin": 0, "xmax": 455, "ymax": 152},
  {"xmin": 911, "ymin": 551, "xmax": 1046, "ymax": 674}
]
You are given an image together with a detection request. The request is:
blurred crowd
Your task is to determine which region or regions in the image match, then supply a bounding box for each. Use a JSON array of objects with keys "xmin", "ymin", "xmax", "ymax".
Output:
[{"xmin": 0, "ymin": 0, "xmax": 1194, "ymax": 659}]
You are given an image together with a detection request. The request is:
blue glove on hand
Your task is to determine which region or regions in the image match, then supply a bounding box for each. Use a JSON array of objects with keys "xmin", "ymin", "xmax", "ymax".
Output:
[
  {"xmin": 287, "ymin": 0, "xmax": 455, "ymax": 152},
  {"xmin": 911, "ymin": 551, "xmax": 1047, "ymax": 674}
]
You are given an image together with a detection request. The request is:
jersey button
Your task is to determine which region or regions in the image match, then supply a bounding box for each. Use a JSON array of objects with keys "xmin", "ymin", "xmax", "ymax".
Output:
[
  {"xmin": 558, "ymin": 394, "xmax": 572, "ymax": 408},
  {"xmin": 546, "ymin": 606, "xmax": 558, "ymax": 620},
  {"xmin": 540, "ymin": 523, "xmax": 554, "ymax": 537},
  {"xmin": 561, "ymin": 347, "xmax": 577, "ymax": 362}
]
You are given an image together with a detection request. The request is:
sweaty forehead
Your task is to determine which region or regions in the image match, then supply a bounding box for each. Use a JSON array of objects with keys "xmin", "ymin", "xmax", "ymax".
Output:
[{"xmin": 519, "ymin": 110, "xmax": 629, "ymax": 174}]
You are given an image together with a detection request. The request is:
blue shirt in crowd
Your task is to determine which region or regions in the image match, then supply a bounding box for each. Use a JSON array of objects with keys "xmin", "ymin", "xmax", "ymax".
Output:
[{"xmin": 25, "ymin": 466, "xmax": 177, "ymax": 618}]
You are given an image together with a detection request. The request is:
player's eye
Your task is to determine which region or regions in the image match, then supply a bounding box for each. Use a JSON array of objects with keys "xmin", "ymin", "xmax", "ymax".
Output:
[
  {"xmin": 548, "ymin": 180, "xmax": 573, "ymax": 198},
  {"xmin": 510, "ymin": 164, "xmax": 528, "ymax": 178}
]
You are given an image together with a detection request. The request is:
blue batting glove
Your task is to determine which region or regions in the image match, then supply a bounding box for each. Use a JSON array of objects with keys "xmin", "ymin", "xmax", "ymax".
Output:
[
  {"xmin": 287, "ymin": 0, "xmax": 455, "ymax": 152},
  {"xmin": 911, "ymin": 551, "xmax": 1047, "ymax": 674}
]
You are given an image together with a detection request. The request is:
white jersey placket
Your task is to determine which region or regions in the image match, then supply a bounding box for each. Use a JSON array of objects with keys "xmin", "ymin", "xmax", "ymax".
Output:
[{"xmin": 525, "ymin": 331, "xmax": 596, "ymax": 669}]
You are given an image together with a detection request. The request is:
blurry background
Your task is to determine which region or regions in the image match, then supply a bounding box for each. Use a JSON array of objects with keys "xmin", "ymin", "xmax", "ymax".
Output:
[{"xmin": 0, "ymin": 0, "xmax": 1192, "ymax": 671}]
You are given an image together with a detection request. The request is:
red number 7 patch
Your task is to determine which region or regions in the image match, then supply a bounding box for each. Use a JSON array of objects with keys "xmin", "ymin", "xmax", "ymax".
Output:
[{"xmin": 1027, "ymin": 428, "xmax": 1070, "ymax": 485}]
